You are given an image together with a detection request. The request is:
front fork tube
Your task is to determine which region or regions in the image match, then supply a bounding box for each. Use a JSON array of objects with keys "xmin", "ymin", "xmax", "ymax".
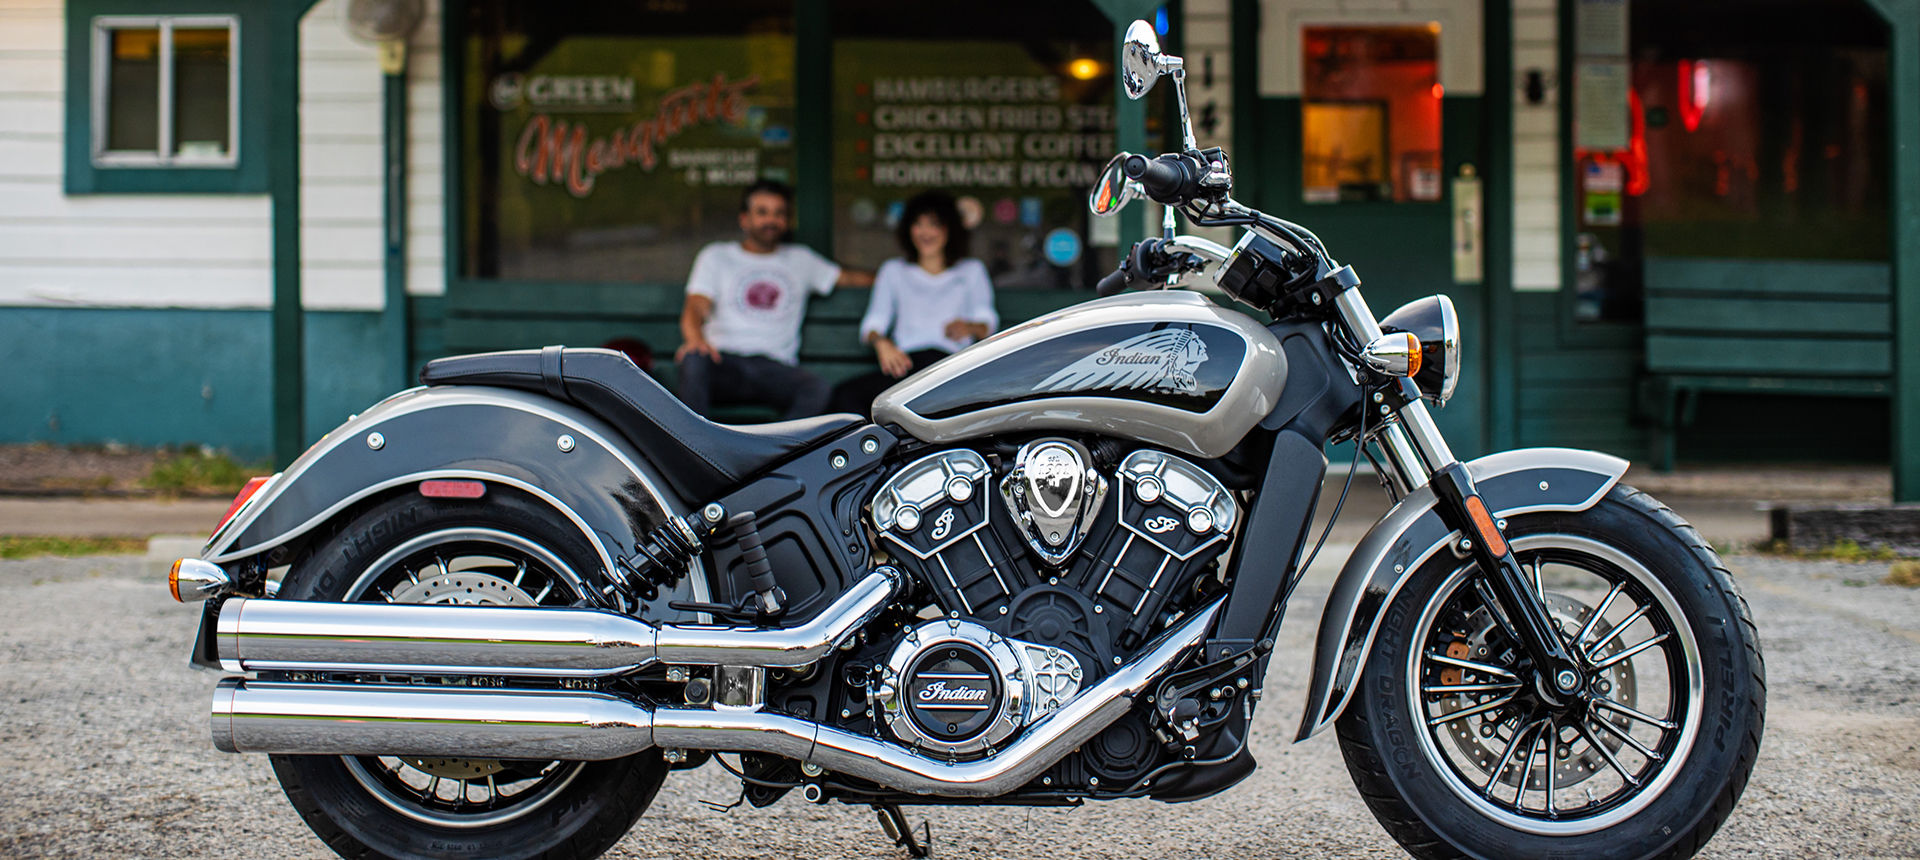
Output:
[
  {"xmin": 1425, "ymin": 460, "xmax": 1585, "ymax": 705},
  {"xmin": 1335, "ymin": 285, "xmax": 1583, "ymax": 702}
]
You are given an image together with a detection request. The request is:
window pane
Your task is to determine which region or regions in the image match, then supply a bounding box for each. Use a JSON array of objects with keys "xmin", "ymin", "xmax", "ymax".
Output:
[
  {"xmin": 172, "ymin": 26, "xmax": 232, "ymax": 157},
  {"xmin": 106, "ymin": 27, "xmax": 161, "ymax": 153},
  {"xmin": 461, "ymin": 1, "xmax": 797, "ymax": 282},
  {"xmin": 1301, "ymin": 25, "xmax": 1442, "ymax": 203},
  {"xmin": 828, "ymin": 0, "xmax": 1124, "ymax": 291}
]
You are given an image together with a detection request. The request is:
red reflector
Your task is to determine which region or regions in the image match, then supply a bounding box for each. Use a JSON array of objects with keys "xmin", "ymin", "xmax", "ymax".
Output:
[
  {"xmin": 216, "ymin": 476, "xmax": 271, "ymax": 533},
  {"xmin": 420, "ymin": 480, "xmax": 487, "ymax": 499}
]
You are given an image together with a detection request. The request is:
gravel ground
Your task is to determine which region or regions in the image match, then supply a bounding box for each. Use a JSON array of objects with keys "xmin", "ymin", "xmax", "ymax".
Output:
[{"xmin": 1, "ymin": 550, "xmax": 1916, "ymax": 860}]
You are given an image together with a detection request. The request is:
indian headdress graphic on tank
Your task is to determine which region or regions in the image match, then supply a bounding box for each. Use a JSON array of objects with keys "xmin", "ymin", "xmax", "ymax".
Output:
[
  {"xmin": 903, "ymin": 322, "xmax": 1246, "ymax": 420},
  {"xmin": 1031, "ymin": 328, "xmax": 1211, "ymax": 396}
]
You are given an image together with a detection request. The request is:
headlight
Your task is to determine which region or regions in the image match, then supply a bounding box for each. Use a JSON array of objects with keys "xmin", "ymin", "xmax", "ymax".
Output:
[{"xmin": 1380, "ymin": 295, "xmax": 1459, "ymax": 407}]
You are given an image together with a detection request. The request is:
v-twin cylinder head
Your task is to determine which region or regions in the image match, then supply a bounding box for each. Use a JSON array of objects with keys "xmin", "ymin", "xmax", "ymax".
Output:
[
  {"xmin": 215, "ymin": 567, "xmax": 902, "ymax": 676},
  {"xmin": 213, "ymin": 600, "xmax": 1222, "ymax": 797}
]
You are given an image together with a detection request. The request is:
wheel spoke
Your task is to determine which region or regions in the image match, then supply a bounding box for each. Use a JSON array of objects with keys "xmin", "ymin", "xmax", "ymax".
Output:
[
  {"xmin": 1423, "ymin": 680, "xmax": 1524, "ymax": 695},
  {"xmin": 435, "ymin": 555, "xmax": 451, "ymax": 580},
  {"xmin": 1592, "ymin": 696, "xmax": 1678, "ymax": 731},
  {"xmin": 1544, "ymin": 724, "xmax": 1557, "ymax": 817},
  {"xmin": 1584, "ymin": 604, "xmax": 1650, "ymax": 659},
  {"xmin": 1591, "ymin": 631, "xmax": 1671, "ymax": 671},
  {"xmin": 1574, "ymin": 581, "xmax": 1625, "ymax": 648},
  {"xmin": 512, "ymin": 559, "xmax": 527, "ymax": 587},
  {"xmin": 534, "ymin": 581, "xmax": 554, "ymax": 603},
  {"xmin": 1589, "ymin": 710, "xmax": 1665, "ymax": 761},
  {"xmin": 1483, "ymin": 719, "xmax": 1530, "ymax": 801},
  {"xmin": 1529, "ymin": 560, "xmax": 1544, "ymax": 600},
  {"xmin": 1515, "ymin": 723, "xmax": 1541, "ymax": 812},
  {"xmin": 424, "ymin": 775, "xmax": 441, "ymax": 800},
  {"xmin": 1427, "ymin": 652, "xmax": 1519, "ymax": 680},
  {"xmin": 1427, "ymin": 692, "xmax": 1519, "ymax": 727},
  {"xmin": 1574, "ymin": 718, "xmax": 1641, "ymax": 788},
  {"xmin": 486, "ymin": 773, "xmax": 500, "ymax": 805}
]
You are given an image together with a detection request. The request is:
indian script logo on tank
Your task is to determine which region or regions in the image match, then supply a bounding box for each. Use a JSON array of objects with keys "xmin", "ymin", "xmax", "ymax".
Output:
[{"xmin": 1031, "ymin": 329, "xmax": 1210, "ymax": 396}]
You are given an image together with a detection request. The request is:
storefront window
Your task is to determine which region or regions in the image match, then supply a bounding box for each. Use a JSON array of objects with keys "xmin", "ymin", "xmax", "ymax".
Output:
[
  {"xmin": 1300, "ymin": 25, "xmax": 1443, "ymax": 204},
  {"xmin": 1572, "ymin": 0, "xmax": 1888, "ymax": 322},
  {"xmin": 831, "ymin": 1, "xmax": 1120, "ymax": 289},
  {"xmin": 460, "ymin": 1, "xmax": 796, "ymax": 282}
]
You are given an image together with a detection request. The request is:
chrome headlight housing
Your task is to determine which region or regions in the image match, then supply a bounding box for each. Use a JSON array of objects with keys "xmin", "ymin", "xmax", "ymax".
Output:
[{"xmin": 1380, "ymin": 295, "xmax": 1460, "ymax": 407}]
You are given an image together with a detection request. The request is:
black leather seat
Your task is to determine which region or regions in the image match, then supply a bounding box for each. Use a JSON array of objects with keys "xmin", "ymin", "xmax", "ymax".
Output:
[{"xmin": 420, "ymin": 346, "xmax": 862, "ymax": 501}]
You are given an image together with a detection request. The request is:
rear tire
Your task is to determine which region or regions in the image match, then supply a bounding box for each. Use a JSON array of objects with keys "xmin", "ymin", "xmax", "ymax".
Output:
[
  {"xmin": 1335, "ymin": 485, "xmax": 1764, "ymax": 860},
  {"xmin": 267, "ymin": 491, "xmax": 668, "ymax": 860}
]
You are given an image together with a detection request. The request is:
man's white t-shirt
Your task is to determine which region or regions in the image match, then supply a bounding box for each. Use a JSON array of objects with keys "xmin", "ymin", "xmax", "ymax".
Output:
[{"xmin": 686, "ymin": 241, "xmax": 842, "ymax": 365}]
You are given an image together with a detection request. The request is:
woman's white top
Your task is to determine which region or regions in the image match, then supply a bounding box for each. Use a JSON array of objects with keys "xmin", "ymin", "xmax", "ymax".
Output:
[{"xmin": 858, "ymin": 257, "xmax": 999, "ymax": 355}]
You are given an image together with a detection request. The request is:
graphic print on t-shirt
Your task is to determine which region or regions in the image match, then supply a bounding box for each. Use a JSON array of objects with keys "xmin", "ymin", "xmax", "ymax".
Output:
[{"xmin": 733, "ymin": 267, "xmax": 793, "ymax": 316}]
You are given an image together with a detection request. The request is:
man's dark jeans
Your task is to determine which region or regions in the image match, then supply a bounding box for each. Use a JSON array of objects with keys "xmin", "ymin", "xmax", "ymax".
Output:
[{"xmin": 677, "ymin": 351, "xmax": 830, "ymax": 421}]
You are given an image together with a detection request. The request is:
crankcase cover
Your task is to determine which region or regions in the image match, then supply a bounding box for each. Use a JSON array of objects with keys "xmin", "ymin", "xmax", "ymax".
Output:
[
  {"xmin": 872, "ymin": 292, "xmax": 1286, "ymax": 459},
  {"xmin": 876, "ymin": 619, "xmax": 1084, "ymax": 757}
]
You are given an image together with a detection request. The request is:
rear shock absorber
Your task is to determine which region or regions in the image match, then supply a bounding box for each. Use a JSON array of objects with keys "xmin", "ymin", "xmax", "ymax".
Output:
[{"xmin": 615, "ymin": 505, "xmax": 785, "ymax": 618}]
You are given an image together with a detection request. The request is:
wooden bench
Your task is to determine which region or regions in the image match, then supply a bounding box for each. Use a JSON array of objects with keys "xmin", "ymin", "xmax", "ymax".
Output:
[
  {"xmin": 1640, "ymin": 257, "xmax": 1892, "ymax": 470},
  {"xmin": 441, "ymin": 281, "xmax": 1082, "ymax": 422}
]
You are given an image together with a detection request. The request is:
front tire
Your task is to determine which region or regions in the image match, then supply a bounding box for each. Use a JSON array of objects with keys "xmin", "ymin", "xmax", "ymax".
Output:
[
  {"xmin": 267, "ymin": 491, "xmax": 668, "ymax": 860},
  {"xmin": 1336, "ymin": 485, "xmax": 1764, "ymax": 860}
]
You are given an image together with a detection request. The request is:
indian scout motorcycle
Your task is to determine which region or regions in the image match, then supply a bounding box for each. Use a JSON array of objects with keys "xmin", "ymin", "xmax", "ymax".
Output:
[{"xmin": 164, "ymin": 22, "xmax": 1762, "ymax": 860}]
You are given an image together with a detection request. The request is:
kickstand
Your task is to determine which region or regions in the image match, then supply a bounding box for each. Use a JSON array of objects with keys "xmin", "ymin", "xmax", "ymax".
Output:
[{"xmin": 873, "ymin": 803, "xmax": 932, "ymax": 858}]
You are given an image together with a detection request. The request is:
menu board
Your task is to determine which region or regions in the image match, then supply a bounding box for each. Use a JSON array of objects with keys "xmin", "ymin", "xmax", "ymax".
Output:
[{"xmin": 832, "ymin": 40, "xmax": 1121, "ymax": 289}]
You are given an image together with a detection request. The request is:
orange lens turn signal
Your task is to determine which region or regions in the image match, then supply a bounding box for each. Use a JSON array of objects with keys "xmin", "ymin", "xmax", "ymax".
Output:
[
  {"xmin": 1464, "ymin": 495, "xmax": 1507, "ymax": 557},
  {"xmin": 1404, "ymin": 333, "xmax": 1423, "ymax": 377},
  {"xmin": 168, "ymin": 558, "xmax": 185, "ymax": 602}
]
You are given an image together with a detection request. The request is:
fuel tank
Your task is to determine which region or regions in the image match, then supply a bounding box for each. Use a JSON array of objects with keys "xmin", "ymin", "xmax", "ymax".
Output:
[{"xmin": 872, "ymin": 291, "xmax": 1286, "ymax": 458}]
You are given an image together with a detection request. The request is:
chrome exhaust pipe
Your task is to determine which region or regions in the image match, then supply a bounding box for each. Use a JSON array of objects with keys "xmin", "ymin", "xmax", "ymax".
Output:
[
  {"xmin": 216, "ymin": 567, "xmax": 901, "ymax": 676},
  {"xmin": 214, "ymin": 599, "xmax": 1221, "ymax": 798}
]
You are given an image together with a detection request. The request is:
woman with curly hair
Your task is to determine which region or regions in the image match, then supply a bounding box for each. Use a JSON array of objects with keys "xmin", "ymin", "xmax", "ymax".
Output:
[{"xmin": 830, "ymin": 191, "xmax": 998, "ymax": 417}]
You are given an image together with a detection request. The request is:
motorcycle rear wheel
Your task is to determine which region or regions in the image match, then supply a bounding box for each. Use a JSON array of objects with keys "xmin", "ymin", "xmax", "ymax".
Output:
[
  {"xmin": 1336, "ymin": 485, "xmax": 1764, "ymax": 860},
  {"xmin": 267, "ymin": 491, "xmax": 667, "ymax": 860}
]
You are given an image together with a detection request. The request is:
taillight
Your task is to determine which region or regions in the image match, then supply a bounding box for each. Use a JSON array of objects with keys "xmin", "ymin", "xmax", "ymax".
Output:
[{"xmin": 216, "ymin": 476, "xmax": 271, "ymax": 532}]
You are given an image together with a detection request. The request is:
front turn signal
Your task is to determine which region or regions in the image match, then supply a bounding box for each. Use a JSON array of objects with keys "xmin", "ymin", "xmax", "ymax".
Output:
[{"xmin": 1360, "ymin": 331, "xmax": 1423, "ymax": 378}]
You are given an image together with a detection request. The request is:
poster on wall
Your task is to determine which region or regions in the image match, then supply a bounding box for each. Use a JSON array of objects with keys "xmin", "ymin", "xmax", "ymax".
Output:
[
  {"xmin": 469, "ymin": 35, "xmax": 797, "ymax": 282},
  {"xmin": 831, "ymin": 40, "xmax": 1121, "ymax": 289}
]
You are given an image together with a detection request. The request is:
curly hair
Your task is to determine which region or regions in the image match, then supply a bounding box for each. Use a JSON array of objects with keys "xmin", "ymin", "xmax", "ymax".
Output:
[{"xmin": 894, "ymin": 191, "xmax": 970, "ymax": 267}]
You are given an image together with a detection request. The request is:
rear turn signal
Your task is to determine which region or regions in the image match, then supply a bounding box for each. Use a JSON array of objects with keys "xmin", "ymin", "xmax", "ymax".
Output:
[
  {"xmin": 169, "ymin": 558, "xmax": 232, "ymax": 602},
  {"xmin": 216, "ymin": 476, "xmax": 271, "ymax": 533}
]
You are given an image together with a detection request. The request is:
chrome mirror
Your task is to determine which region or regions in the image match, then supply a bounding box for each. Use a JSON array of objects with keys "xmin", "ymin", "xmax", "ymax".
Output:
[
  {"xmin": 1120, "ymin": 20, "xmax": 1164, "ymax": 100},
  {"xmin": 1088, "ymin": 153, "xmax": 1138, "ymax": 217}
]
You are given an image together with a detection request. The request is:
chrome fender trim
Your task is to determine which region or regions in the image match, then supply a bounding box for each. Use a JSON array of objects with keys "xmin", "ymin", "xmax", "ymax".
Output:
[
  {"xmin": 1294, "ymin": 447, "xmax": 1628, "ymax": 741},
  {"xmin": 200, "ymin": 386, "xmax": 710, "ymax": 607}
]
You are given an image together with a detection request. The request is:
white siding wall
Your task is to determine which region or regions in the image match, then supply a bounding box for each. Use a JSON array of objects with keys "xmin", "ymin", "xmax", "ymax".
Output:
[
  {"xmin": 1512, "ymin": 0, "xmax": 1560, "ymax": 290},
  {"xmin": 0, "ymin": 0, "xmax": 444, "ymax": 311},
  {"xmin": 0, "ymin": 0, "xmax": 272, "ymax": 309},
  {"xmin": 299, "ymin": 0, "xmax": 446, "ymax": 308}
]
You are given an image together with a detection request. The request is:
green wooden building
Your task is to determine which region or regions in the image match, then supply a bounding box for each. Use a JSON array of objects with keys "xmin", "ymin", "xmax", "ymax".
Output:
[{"xmin": 5, "ymin": 0, "xmax": 1919, "ymax": 497}]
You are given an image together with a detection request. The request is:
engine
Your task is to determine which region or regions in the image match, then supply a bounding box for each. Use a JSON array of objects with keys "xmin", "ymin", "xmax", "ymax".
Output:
[{"xmin": 866, "ymin": 438, "xmax": 1238, "ymax": 773}]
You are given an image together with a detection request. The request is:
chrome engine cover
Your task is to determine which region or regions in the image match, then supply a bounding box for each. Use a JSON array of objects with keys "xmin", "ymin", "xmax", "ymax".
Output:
[
  {"xmin": 1000, "ymin": 439, "xmax": 1108, "ymax": 566},
  {"xmin": 874, "ymin": 618, "xmax": 1084, "ymax": 758}
]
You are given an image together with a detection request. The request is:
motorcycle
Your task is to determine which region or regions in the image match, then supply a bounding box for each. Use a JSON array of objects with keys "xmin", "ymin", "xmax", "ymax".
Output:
[{"xmin": 167, "ymin": 21, "xmax": 1763, "ymax": 860}]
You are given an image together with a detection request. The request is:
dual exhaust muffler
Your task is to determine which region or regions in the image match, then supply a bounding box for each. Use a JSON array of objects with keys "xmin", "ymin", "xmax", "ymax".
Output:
[
  {"xmin": 214, "ymin": 567, "xmax": 903, "ymax": 676},
  {"xmin": 211, "ymin": 598, "xmax": 1222, "ymax": 796}
]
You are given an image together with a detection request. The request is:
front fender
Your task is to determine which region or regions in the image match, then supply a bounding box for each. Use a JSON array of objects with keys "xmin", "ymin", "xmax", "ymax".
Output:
[
  {"xmin": 202, "ymin": 385, "xmax": 711, "ymax": 609},
  {"xmin": 1294, "ymin": 447, "xmax": 1627, "ymax": 741}
]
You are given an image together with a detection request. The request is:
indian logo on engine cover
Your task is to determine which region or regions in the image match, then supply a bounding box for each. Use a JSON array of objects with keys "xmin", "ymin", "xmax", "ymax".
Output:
[{"xmin": 1031, "ymin": 328, "xmax": 1210, "ymax": 396}]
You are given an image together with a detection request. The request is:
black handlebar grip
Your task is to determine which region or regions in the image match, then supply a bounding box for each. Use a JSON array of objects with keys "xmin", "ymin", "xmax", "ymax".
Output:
[
  {"xmin": 1123, "ymin": 154, "xmax": 1190, "ymax": 203},
  {"xmin": 1096, "ymin": 266, "xmax": 1133, "ymax": 297}
]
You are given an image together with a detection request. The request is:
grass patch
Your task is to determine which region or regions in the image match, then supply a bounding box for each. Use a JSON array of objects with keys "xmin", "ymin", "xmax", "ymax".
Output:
[
  {"xmin": 0, "ymin": 536, "xmax": 146, "ymax": 560},
  {"xmin": 1885, "ymin": 561, "xmax": 1920, "ymax": 587},
  {"xmin": 141, "ymin": 448, "xmax": 267, "ymax": 497},
  {"xmin": 1755, "ymin": 538, "xmax": 1902, "ymax": 562}
]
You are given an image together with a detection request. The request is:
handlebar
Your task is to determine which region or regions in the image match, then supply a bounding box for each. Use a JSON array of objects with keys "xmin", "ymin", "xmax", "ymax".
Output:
[{"xmin": 1123, "ymin": 153, "xmax": 1201, "ymax": 207}]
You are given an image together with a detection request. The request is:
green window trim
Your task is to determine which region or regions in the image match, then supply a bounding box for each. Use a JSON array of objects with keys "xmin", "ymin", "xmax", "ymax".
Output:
[{"xmin": 64, "ymin": 0, "xmax": 269, "ymax": 194}]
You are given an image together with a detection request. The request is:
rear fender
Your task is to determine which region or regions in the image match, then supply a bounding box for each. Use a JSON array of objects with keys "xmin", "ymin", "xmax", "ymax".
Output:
[
  {"xmin": 203, "ymin": 385, "xmax": 710, "ymax": 608},
  {"xmin": 1294, "ymin": 447, "xmax": 1628, "ymax": 741}
]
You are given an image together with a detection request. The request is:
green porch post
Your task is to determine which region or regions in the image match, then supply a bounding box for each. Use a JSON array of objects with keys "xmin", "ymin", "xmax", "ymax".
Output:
[
  {"xmin": 1093, "ymin": 1, "xmax": 1163, "ymax": 251},
  {"xmin": 1484, "ymin": 0, "xmax": 1517, "ymax": 450},
  {"xmin": 1867, "ymin": 0, "xmax": 1920, "ymax": 501},
  {"xmin": 383, "ymin": 58, "xmax": 411, "ymax": 390},
  {"xmin": 270, "ymin": 0, "xmax": 323, "ymax": 467},
  {"xmin": 795, "ymin": 0, "xmax": 833, "ymax": 254}
]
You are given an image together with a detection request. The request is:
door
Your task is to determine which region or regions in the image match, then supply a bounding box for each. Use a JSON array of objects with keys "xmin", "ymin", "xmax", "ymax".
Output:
[{"xmin": 1255, "ymin": 3, "xmax": 1490, "ymax": 454}]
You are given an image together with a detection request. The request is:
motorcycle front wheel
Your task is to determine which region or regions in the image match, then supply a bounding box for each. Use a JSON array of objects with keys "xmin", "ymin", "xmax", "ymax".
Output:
[
  {"xmin": 267, "ymin": 491, "xmax": 668, "ymax": 860},
  {"xmin": 1337, "ymin": 485, "xmax": 1764, "ymax": 860}
]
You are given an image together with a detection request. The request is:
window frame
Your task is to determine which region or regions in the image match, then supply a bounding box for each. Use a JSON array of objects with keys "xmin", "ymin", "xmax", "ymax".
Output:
[{"xmin": 90, "ymin": 14, "xmax": 241, "ymax": 169}]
